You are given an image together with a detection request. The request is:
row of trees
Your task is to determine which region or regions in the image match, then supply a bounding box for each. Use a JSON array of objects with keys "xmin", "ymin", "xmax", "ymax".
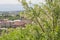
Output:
[{"xmin": 0, "ymin": 14, "xmax": 20, "ymax": 20}]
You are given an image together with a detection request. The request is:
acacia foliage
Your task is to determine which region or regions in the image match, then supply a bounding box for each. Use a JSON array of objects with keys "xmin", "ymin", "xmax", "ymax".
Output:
[{"xmin": 19, "ymin": 0, "xmax": 60, "ymax": 40}]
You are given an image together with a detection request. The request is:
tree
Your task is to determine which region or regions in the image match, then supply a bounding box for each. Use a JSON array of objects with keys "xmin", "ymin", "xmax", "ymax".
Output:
[{"xmin": 18, "ymin": 0, "xmax": 60, "ymax": 40}]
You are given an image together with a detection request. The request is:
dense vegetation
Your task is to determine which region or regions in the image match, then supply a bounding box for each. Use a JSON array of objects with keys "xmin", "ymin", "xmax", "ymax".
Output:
[
  {"xmin": 0, "ymin": 0, "xmax": 60, "ymax": 40},
  {"xmin": 0, "ymin": 14, "xmax": 20, "ymax": 20}
]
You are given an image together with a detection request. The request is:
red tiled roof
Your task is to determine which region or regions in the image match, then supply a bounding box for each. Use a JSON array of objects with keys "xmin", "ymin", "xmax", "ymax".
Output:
[{"xmin": 13, "ymin": 21, "xmax": 26, "ymax": 26}]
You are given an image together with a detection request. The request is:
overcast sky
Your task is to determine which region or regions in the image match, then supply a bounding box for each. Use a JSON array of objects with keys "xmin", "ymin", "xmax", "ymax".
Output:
[
  {"xmin": 0, "ymin": 0, "xmax": 19, "ymax": 4},
  {"xmin": 0, "ymin": 0, "xmax": 45, "ymax": 4},
  {"xmin": 0, "ymin": 0, "xmax": 45, "ymax": 11}
]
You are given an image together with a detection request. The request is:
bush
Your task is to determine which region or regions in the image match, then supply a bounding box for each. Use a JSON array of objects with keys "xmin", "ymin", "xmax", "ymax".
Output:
[
  {"xmin": 0, "ymin": 24, "xmax": 46, "ymax": 40},
  {"xmin": 0, "ymin": 24, "xmax": 60, "ymax": 40}
]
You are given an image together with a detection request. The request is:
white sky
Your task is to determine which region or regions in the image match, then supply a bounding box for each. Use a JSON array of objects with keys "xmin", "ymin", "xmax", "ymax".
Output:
[
  {"xmin": 0, "ymin": 0, "xmax": 19, "ymax": 4},
  {"xmin": 0, "ymin": 0, "xmax": 45, "ymax": 4}
]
